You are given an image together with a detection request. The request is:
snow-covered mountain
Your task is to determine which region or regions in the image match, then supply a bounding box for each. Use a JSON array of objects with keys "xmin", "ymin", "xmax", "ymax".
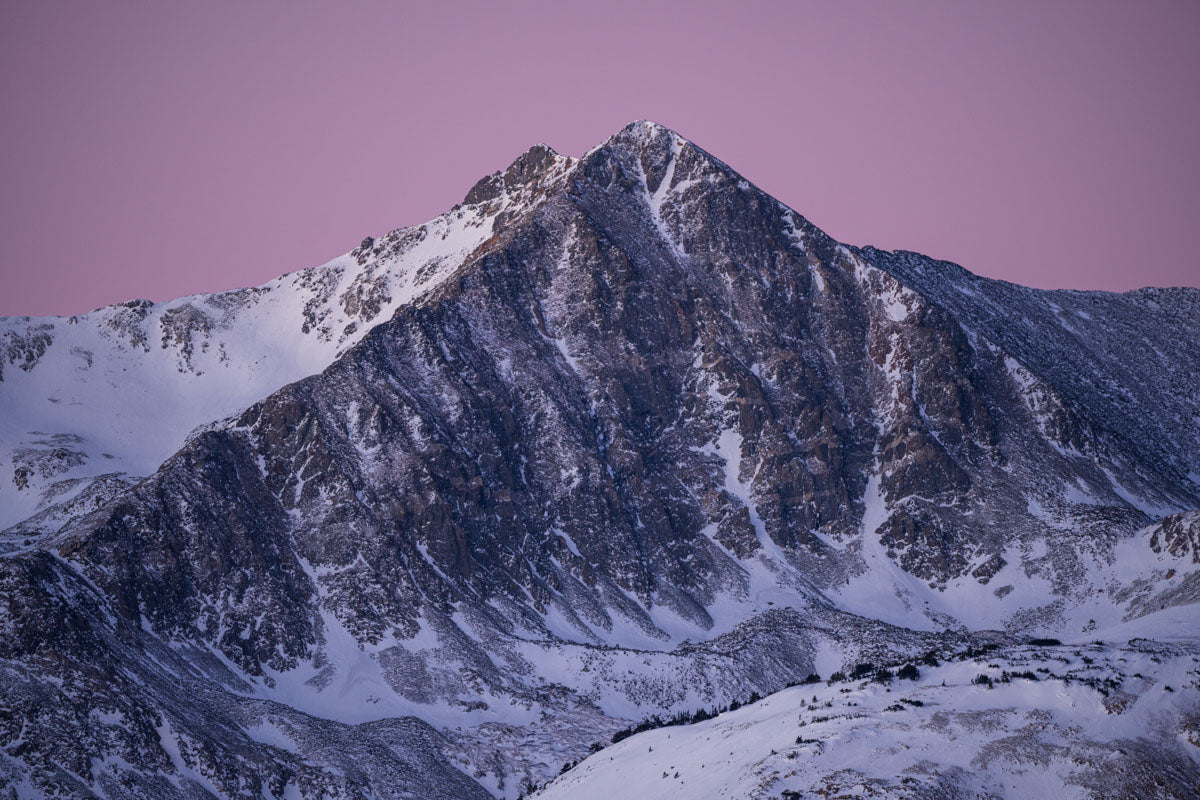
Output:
[
  {"xmin": 0, "ymin": 145, "xmax": 576, "ymax": 535},
  {"xmin": 1, "ymin": 122, "xmax": 1197, "ymax": 799}
]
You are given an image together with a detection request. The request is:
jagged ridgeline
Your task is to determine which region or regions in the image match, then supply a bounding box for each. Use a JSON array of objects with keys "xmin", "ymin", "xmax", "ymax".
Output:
[{"xmin": 2, "ymin": 122, "xmax": 1198, "ymax": 799}]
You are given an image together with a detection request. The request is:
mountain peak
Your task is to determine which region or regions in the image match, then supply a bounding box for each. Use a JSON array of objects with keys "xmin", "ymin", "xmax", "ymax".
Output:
[
  {"xmin": 462, "ymin": 142, "xmax": 572, "ymax": 206},
  {"xmin": 578, "ymin": 120, "xmax": 741, "ymax": 198},
  {"xmin": 623, "ymin": 119, "xmax": 681, "ymax": 138},
  {"xmin": 594, "ymin": 119, "xmax": 689, "ymax": 157}
]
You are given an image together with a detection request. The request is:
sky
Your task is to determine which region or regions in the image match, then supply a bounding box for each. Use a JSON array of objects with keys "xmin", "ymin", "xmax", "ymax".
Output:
[{"xmin": 1, "ymin": 0, "xmax": 1197, "ymax": 316}]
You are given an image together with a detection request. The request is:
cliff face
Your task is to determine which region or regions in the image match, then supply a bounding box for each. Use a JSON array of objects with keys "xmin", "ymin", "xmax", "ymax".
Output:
[{"xmin": 2, "ymin": 122, "xmax": 1198, "ymax": 798}]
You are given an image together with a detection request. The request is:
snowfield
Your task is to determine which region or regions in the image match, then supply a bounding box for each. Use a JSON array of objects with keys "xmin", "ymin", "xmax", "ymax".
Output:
[{"xmin": 535, "ymin": 636, "xmax": 1200, "ymax": 800}]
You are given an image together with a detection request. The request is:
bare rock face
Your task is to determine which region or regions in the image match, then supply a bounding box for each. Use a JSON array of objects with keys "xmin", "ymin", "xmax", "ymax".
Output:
[
  {"xmin": 1150, "ymin": 512, "xmax": 1200, "ymax": 563},
  {"xmin": 1, "ymin": 323, "xmax": 54, "ymax": 377},
  {"xmin": 159, "ymin": 303, "xmax": 214, "ymax": 373},
  {"xmin": 2, "ymin": 121, "xmax": 1198, "ymax": 798}
]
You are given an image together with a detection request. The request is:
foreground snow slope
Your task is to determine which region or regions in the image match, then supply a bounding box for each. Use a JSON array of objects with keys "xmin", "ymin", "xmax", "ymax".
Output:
[{"xmin": 536, "ymin": 634, "xmax": 1200, "ymax": 800}]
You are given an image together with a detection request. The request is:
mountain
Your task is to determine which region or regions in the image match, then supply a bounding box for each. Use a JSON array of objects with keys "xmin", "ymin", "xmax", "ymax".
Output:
[
  {"xmin": 1, "ymin": 121, "xmax": 1197, "ymax": 799},
  {"xmin": 0, "ymin": 150, "xmax": 573, "ymax": 535}
]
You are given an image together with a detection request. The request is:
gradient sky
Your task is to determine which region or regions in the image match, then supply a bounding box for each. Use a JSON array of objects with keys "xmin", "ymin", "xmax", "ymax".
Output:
[{"xmin": 2, "ymin": 0, "xmax": 1198, "ymax": 316}]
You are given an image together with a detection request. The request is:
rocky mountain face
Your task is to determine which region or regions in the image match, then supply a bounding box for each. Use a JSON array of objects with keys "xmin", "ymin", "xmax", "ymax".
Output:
[{"xmin": 2, "ymin": 122, "xmax": 1198, "ymax": 799}]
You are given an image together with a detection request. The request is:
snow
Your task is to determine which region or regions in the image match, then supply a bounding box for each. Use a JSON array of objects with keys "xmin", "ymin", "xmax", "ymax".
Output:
[
  {"xmin": 641, "ymin": 135, "xmax": 688, "ymax": 259},
  {"xmin": 1101, "ymin": 465, "xmax": 1178, "ymax": 517},
  {"xmin": 711, "ymin": 426, "xmax": 778, "ymax": 565},
  {"xmin": 555, "ymin": 527, "xmax": 583, "ymax": 558},
  {"xmin": 1082, "ymin": 602, "xmax": 1200, "ymax": 643},
  {"xmin": 248, "ymin": 558, "xmax": 538, "ymax": 732},
  {"xmin": 811, "ymin": 640, "xmax": 845, "ymax": 679},
  {"xmin": 243, "ymin": 718, "xmax": 300, "ymax": 753},
  {"xmin": 848, "ymin": 254, "xmax": 916, "ymax": 324},
  {"xmin": 1004, "ymin": 355, "xmax": 1037, "ymax": 394},
  {"xmin": 883, "ymin": 292, "xmax": 909, "ymax": 321},
  {"xmin": 535, "ymin": 641, "xmax": 1200, "ymax": 800},
  {"xmin": 825, "ymin": 467, "xmax": 1195, "ymax": 635},
  {"xmin": 1064, "ymin": 478, "xmax": 1105, "ymax": 506},
  {"xmin": 0, "ymin": 186, "xmax": 507, "ymax": 530},
  {"xmin": 810, "ymin": 268, "xmax": 826, "ymax": 294},
  {"xmin": 155, "ymin": 715, "xmax": 223, "ymax": 797},
  {"xmin": 828, "ymin": 472, "xmax": 945, "ymax": 631},
  {"xmin": 551, "ymin": 336, "xmax": 582, "ymax": 375}
]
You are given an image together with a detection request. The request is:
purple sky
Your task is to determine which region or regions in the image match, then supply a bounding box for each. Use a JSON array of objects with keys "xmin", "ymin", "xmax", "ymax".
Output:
[{"xmin": 2, "ymin": 1, "xmax": 1198, "ymax": 316}]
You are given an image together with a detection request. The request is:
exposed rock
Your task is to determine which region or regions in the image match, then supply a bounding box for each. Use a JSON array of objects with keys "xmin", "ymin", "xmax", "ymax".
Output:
[{"xmin": 1150, "ymin": 512, "xmax": 1200, "ymax": 563}]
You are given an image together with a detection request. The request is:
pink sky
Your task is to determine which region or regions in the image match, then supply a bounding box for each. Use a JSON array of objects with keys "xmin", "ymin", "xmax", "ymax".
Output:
[{"xmin": 2, "ymin": 1, "xmax": 1197, "ymax": 316}]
